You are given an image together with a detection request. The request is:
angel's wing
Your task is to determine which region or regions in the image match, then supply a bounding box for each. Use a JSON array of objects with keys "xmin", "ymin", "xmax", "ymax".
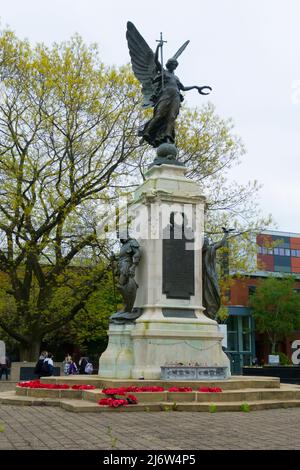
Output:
[{"xmin": 126, "ymin": 22, "xmax": 156, "ymax": 108}]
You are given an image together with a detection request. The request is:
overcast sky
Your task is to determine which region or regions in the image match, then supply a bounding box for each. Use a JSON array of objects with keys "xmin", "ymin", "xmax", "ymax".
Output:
[{"xmin": 1, "ymin": 0, "xmax": 300, "ymax": 232}]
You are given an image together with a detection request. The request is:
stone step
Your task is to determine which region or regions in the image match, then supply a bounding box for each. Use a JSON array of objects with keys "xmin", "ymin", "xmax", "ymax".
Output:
[
  {"xmin": 2, "ymin": 389, "xmax": 300, "ymax": 413},
  {"xmin": 40, "ymin": 375, "xmax": 281, "ymax": 390},
  {"xmin": 16, "ymin": 387, "xmax": 83, "ymax": 399},
  {"xmin": 169, "ymin": 400, "xmax": 300, "ymax": 412},
  {"xmin": 82, "ymin": 386, "xmax": 300, "ymax": 403},
  {"xmin": 59, "ymin": 400, "xmax": 163, "ymax": 413},
  {"xmin": 40, "ymin": 398, "xmax": 300, "ymax": 413},
  {"xmin": 12, "ymin": 384, "xmax": 300, "ymax": 402},
  {"xmin": 0, "ymin": 391, "xmax": 61, "ymax": 407},
  {"xmin": 82, "ymin": 390, "xmax": 167, "ymax": 403},
  {"xmin": 196, "ymin": 388, "xmax": 300, "ymax": 402}
]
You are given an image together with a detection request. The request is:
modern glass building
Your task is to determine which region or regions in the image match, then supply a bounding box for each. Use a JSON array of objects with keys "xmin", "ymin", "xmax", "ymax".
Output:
[{"xmin": 224, "ymin": 230, "xmax": 300, "ymax": 374}]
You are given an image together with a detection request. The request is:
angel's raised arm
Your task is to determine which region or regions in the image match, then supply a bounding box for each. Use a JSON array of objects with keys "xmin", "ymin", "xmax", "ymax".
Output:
[
  {"xmin": 179, "ymin": 83, "xmax": 212, "ymax": 95},
  {"xmin": 154, "ymin": 44, "xmax": 162, "ymax": 72}
]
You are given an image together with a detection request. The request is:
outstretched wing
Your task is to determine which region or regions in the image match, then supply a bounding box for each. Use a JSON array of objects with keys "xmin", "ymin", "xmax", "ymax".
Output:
[{"xmin": 126, "ymin": 22, "xmax": 156, "ymax": 108}]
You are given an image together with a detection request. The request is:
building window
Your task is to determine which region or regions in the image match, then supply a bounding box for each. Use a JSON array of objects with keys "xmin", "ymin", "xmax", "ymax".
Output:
[
  {"xmin": 248, "ymin": 286, "xmax": 256, "ymax": 296},
  {"xmin": 227, "ymin": 316, "xmax": 238, "ymax": 351},
  {"xmin": 285, "ymin": 249, "xmax": 290, "ymax": 256},
  {"xmin": 242, "ymin": 316, "xmax": 251, "ymax": 352},
  {"xmin": 227, "ymin": 315, "xmax": 252, "ymax": 353},
  {"xmin": 274, "ymin": 248, "xmax": 279, "ymax": 255}
]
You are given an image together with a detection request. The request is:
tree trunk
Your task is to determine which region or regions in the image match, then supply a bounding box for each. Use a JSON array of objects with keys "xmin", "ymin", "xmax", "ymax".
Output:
[
  {"xmin": 271, "ymin": 341, "xmax": 277, "ymax": 354},
  {"xmin": 19, "ymin": 340, "xmax": 42, "ymax": 362}
]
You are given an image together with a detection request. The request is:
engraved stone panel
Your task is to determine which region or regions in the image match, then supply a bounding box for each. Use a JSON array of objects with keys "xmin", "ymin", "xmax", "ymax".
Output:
[
  {"xmin": 161, "ymin": 366, "xmax": 228, "ymax": 380},
  {"xmin": 162, "ymin": 213, "xmax": 195, "ymax": 300},
  {"xmin": 162, "ymin": 308, "xmax": 196, "ymax": 318}
]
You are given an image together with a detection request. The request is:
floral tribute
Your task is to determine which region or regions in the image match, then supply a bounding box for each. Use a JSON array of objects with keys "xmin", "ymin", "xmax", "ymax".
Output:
[
  {"xmin": 199, "ymin": 387, "xmax": 223, "ymax": 393},
  {"xmin": 102, "ymin": 385, "xmax": 164, "ymax": 394},
  {"xmin": 125, "ymin": 386, "xmax": 164, "ymax": 392},
  {"xmin": 168, "ymin": 387, "xmax": 193, "ymax": 392},
  {"xmin": 99, "ymin": 394, "xmax": 138, "ymax": 408},
  {"xmin": 17, "ymin": 380, "xmax": 96, "ymax": 390},
  {"xmin": 99, "ymin": 388, "xmax": 139, "ymax": 408},
  {"xmin": 71, "ymin": 384, "xmax": 96, "ymax": 390},
  {"xmin": 18, "ymin": 380, "xmax": 69, "ymax": 389}
]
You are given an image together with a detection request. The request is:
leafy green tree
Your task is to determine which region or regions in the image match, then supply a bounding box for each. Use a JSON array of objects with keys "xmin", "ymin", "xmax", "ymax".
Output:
[
  {"xmin": 249, "ymin": 277, "xmax": 300, "ymax": 353},
  {"xmin": 0, "ymin": 29, "xmax": 142, "ymax": 359},
  {"xmin": 42, "ymin": 270, "xmax": 120, "ymax": 360}
]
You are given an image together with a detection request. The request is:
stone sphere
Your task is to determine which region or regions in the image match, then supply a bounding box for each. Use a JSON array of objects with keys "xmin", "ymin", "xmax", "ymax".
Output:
[{"xmin": 156, "ymin": 143, "xmax": 178, "ymax": 159}]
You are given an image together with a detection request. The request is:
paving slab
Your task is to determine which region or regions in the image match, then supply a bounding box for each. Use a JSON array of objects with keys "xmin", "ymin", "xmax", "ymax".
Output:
[{"xmin": 0, "ymin": 404, "xmax": 299, "ymax": 449}]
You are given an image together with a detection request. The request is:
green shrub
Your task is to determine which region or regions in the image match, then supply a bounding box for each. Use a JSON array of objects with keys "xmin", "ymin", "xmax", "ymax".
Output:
[
  {"xmin": 172, "ymin": 402, "xmax": 179, "ymax": 411},
  {"xmin": 240, "ymin": 403, "xmax": 250, "ymax": 412},
  {"xmin": 209, "ymin": 404, "xmax": 217, "ymax": 413},
  {"xmin": 278, "ymin": 352, "xmax": 292, "ymax": 365}
]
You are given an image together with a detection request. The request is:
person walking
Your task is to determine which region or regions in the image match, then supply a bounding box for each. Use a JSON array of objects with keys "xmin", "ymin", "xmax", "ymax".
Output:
[{"xmin": 78, "ymin": 356, "xmax": 93, "ymax": 375}]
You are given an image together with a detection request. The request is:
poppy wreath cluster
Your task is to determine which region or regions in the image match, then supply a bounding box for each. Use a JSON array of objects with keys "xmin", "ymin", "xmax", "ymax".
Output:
[
  {"xmin": 99, "ymin": 394, "xmax": 138, "ymax": 408},
  {"xmin": 168, "ymin": 387, "xmax": 193, "ymax": 392},
  {"xmin": 18, "ymin": 380, "xmax": 96, "ymax": 390},
  {"xmin": 98, "ymin": 397, "xmax": 129, "ymax": 408},
  {"xmin": 99, "ymin": 388, "xmax": 138, "ymax": 408},
  {"xmin": 102, "ymin": 386, "xmax": 164, "ymax": 394},
  {"xmin": 71, "ymin": 384, "xmax": 96, "ymax": 390},
  {"xmin": 18, "ymin": 380, "xmax": 69, "ymax": 389},
  {"xmin": 125, "ymin": 386, "xmax": 165, "ymax": 392},
  {"xmin": 199, "ymin": 387, "xmax": 223, "ymax": 393}
]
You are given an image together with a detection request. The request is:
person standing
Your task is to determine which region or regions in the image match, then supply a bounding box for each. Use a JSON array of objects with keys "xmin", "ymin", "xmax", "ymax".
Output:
[
  {"xmin": 0, "ymin": 355, "xmax": 10, "ymax": 380},
  {"xmin": 43, "ymin": 353, "xmax": 54, "ymax": 376},
  {"xmin": 34, "ymin": 351, "xmax": 48, "ymax": 379},
  {"xmin": 68, "ymin": 358, "xmax": 78, "ymax": 375},
  {"xmin": 62, "ymin": 354, "xmax": 72, "ymax": 375}
]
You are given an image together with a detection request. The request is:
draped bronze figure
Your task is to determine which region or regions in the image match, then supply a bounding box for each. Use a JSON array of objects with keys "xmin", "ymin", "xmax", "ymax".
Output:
[
  {"xmin": 202, "ymin": 228, "xmax": 231, "ymax": 319},
  {"xmin": 109, "ymin": 237, "xmax": 142, "ymax": 323},
  {"xmin": 126, "ymin": 22, "xmax": 211, "ymax": 158}
]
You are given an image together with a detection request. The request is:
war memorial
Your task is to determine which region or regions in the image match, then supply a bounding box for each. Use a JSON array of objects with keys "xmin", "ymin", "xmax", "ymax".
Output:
[{"xmin": 1, "ymin": 22, "xmax": 300, "ymax": 414}]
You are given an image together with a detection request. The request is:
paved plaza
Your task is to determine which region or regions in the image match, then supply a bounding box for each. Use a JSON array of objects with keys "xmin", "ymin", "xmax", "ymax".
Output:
[{"xmin": 0, "ymin": 405, "xmax": 299, "ymax": 450}]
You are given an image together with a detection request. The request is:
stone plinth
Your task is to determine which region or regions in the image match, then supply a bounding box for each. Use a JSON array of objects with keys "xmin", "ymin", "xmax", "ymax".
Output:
[
  {"xmin": 99, "ymin": 323, "xmax": 135, "ymax": 379},
  {"xmin": 10, "ymin": 362, "xmax": 63, "ymax": 381},
  {"xmin": 99, "ymin": 163, "xmax": 230, "ymax": 379},
  {"xmin": 100, "ymin": 314, "xmax": 229, "ymax": 379}
]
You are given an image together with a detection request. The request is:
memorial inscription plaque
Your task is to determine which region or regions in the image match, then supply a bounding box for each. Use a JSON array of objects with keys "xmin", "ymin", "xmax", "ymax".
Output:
[{"xmin": 163, "ymin": 213, "xmax": 195, "ymax": 300}]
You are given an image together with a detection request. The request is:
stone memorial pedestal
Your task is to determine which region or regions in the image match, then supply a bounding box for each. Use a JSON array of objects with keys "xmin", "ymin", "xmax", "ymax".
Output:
[
  {"xmin": 99, "ymin": 163, "xmax": 230, "ymax": 379},
  {"xmin": 0, "ymin": 340, "xmax": 5, "ymax": 366}
]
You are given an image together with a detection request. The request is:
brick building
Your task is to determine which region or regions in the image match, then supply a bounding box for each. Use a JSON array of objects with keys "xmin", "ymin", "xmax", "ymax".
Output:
[{"xmin": 225, "ymin": 230, "xmax": 300, "ymax": 373}]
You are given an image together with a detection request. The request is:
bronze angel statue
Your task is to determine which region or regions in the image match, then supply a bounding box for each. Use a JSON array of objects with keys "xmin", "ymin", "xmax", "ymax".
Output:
[{"xmin": 126, "ymin": 21, "xmax": 212, "ymax": 149}]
